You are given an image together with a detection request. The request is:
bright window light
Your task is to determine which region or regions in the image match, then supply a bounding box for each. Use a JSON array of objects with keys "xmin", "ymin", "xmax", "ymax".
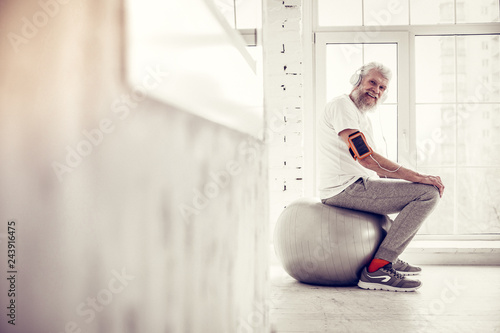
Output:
[
  {"xmin": 415, "ymin": 34, "xmax": 500, "ymax": 234},
  {"xmin": 364, "ymin": 0, "xmax": 409, "ymax": 26},
  {"xmin": 410, "ymin": 0, "xmax": 454, "ymax": 24}
]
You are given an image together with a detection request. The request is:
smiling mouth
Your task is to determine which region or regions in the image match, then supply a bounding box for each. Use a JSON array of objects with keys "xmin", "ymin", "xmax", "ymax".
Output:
[{"xmin": 366, "ymin": 92, "xmax": 377, "ymax": 99}]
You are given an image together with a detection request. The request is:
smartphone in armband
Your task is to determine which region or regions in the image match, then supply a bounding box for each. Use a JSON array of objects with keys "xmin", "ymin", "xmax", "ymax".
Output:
[{"xmin": 348, "ymin": 131, "xmax": 373, "ymax": 160}]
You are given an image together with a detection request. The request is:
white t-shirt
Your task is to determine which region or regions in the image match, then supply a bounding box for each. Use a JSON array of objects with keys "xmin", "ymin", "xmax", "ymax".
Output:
[{"xmin": 317, "ymin": 94, "xmax": 377, "ymax": 199}]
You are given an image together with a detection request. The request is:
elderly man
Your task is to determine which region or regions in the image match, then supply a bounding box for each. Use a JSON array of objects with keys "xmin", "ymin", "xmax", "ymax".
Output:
[{"xmin": 318, "ymin": 62, "xmax": 445, "ymax": 292}]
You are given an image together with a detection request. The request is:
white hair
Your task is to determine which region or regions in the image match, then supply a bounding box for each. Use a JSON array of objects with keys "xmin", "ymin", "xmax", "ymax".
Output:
[{"xmin": 358, "ymin": 62, "xmax": 392, "ymax": 83}]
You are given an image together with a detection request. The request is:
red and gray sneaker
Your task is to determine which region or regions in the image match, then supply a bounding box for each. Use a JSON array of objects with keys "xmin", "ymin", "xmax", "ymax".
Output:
[
  {"xmin": 358, "ymin": 264, "xmax": 422, "ymax": 292},
  {"xmin": 393, "ymin": 259, "xmax": 422, "ymax": 276}
]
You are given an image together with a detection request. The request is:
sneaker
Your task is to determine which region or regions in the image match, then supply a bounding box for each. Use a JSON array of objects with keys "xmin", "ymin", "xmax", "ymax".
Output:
[
  {"xmin": 393, "ymin": 259, "xmax": 422, "ymax": 276},
  {"xmin": 358, "ymin": 264, "xmax": 422, "ymax": 292}
]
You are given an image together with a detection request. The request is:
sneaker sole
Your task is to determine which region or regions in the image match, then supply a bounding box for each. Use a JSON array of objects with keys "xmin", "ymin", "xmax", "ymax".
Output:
[
  {"xmin": 396, "ymin": 270, "xmax": 421, "ymax": 276},
  {"xmin": 357, "ymin": 280, "xmax": 422, "ymax": 292}
]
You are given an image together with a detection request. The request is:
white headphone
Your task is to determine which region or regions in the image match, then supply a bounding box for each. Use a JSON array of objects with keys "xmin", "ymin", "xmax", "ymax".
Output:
[
  {"xmin": 350, "ymin": 67, "xmax": 364, "ymax": 87},
  {"xmin": 350, "ymin": 65, "xmax": 389, "ymax": 103}
]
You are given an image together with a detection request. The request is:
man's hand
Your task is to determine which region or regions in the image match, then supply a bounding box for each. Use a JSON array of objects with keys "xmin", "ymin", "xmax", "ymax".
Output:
[{"xmin": 416, "ymin": 174, "xmax": 445, "ymax": 198}]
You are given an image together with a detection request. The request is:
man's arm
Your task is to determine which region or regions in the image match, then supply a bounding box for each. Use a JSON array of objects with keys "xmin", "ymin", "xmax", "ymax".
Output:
[{"xmin": 339, "ymin": 128, "xmax": 445, "ymax": 197}]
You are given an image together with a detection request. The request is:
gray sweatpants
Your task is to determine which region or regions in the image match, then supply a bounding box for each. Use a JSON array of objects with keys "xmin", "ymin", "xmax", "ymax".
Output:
[{"xmin": 322, "ymin": 177, "xmax": 440, "ymax": 263}]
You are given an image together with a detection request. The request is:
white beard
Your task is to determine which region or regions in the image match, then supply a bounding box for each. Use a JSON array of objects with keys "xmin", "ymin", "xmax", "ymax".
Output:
[{"xmin": 351, "ymin": 88, "xmax": 379, "ymax": 113}]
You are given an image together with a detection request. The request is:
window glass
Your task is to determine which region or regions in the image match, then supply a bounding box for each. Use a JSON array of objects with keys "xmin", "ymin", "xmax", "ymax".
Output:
[
  {"xmin": 319, "ymin": 0, "xmax": 500, "ymax": 27},
  {"xmin": 456, "ymin": 35, "xmax": 500, "ymax": 103},
  {"xmin": 410, "ymin": 0, "xmax": 454, "ymax": 24},
  {"xmin": 415, "ymin": 35, "xmax": 500, "ymax": 235},
  {"xmin": 457, "ymin": 104, "xmax": 500, "ymax": 166},
  {"xmin": 417, "ymin": 167, "xmax": 455, "ymax": 234},
  {"xmin": 457, "ymin": 0, "xmax": 500, "ymax": 23},
  {"xmin": 457, "ymin": 169, "xmax": 500, "ymax": 234},
  {"xmin": 368, "ymin": 105, "xmax": 398, "ymax": 160},
  {"xmin": 364, "ymin": 0, "xmax": 409, "ymax": 26},
  {"xmin": 325, "ymin": 44, "xmax": 363, "ymax": 101},
  {"xmin": 415, "ymin": 104, "xmax": 456, "ymax": 167},
  {"xmin": 415, "ymin": 36, "xmax": 456, "ymax": 103}
]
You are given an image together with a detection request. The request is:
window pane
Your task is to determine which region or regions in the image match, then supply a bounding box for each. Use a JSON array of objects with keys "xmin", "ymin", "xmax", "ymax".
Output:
[
  {"xmin": 318, "ymin": 0, "xmax": 362, "ymax": 26},
  {"xmin": 457, "ymin": 169, "xmax": 500, "ymax": 234},
  {"xmin": 364, "ymin": 0, "xmax": 409, "ymax": 26},
  {"xmin": 416, "ymin": 105, "xmax": 456, "ymax": 167},
  {"xmin": 368, "ymin": 105, "xmax": 398, "ymax": 160},
  {"xmin": 457, "ymin": 104, "xmax": 500, "ymax": 166},
  {"xmin": 456, "ymin": 35, "xmax": 500, "ymax": 103},
  {"xmin": 410, "ymin": 0, "xmax": 454, "ymax": 24},
  {"xmin": 325, "ymin": 44, "xmax": 363, "ymax": 101},
  {"xmin": 415, "ymin": 36, "xmax": 456, "ymax": 103},
  {"xmin": 417, "ymin": 167, "xmax": 455, "ymax": 235},
  {"xmin": 457, "ymin": 0, "xmax": 500, "ymax": 23},
  {"xmin": 416, "ymin": 34, "xmax": 500, "ymax": 235}
]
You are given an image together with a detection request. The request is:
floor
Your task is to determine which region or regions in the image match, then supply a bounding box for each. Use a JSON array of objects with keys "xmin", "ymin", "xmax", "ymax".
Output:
[{"xmin": 269, "ymin": 262, "xmax": 500, "ymax": 333}]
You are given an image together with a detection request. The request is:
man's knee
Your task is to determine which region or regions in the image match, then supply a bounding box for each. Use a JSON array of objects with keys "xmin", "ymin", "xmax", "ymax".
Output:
[{"xmin": 421, "ymin": 184, "xmax": 440, "ymax": 205}]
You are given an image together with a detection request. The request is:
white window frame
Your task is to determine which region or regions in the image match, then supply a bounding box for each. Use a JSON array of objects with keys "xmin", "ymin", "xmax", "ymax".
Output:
[{"xmin": 302, "ymin": 2, "xmax": 500, "ymax": 263}]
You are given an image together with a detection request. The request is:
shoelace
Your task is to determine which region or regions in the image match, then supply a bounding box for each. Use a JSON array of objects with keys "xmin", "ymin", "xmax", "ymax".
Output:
[
  {"xmin": 396, "ymin": 259, "xmax": 408, "ymax": 266},
  {"xmin": 381, "ymin": 266, "xmax": 405, "ymax": 280}
]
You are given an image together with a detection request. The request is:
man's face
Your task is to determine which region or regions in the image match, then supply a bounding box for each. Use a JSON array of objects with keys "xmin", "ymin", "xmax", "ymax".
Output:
[{"xmin": 350, "ymin": 69, "xmax": 389, "ymax": 112}]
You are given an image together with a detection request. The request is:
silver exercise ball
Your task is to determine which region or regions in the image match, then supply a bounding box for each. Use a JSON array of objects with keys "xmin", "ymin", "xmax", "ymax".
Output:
[{"xmin": 274, "ymin": 197, "xmax": 386, "ymax": 286}]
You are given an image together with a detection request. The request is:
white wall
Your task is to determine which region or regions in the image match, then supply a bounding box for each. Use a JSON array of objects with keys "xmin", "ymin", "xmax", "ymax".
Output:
[
  {"xmin": 0, "ymin": 1, "xmax": 269, "ymax": 332},
  {"xmin": 263, "ymin": 0, "xmax": 308, "ymax": 242}
]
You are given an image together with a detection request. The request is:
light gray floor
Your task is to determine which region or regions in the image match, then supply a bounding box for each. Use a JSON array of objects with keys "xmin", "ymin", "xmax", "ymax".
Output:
[{"xmin": 270, "ymin": 263, "xmax": 500, "ymax": 333}]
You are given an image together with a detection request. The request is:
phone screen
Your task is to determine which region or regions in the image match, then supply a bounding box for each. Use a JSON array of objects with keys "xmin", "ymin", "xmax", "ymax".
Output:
[{"xmin": 351, "ymin": 135, "xmax": 370, "ymax": 156}]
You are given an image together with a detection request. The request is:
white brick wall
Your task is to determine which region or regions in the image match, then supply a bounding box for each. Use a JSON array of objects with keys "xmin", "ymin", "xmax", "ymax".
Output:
[{"xmin": 263, "ymin": 0, "xmax": 305, "ymax": 237}]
